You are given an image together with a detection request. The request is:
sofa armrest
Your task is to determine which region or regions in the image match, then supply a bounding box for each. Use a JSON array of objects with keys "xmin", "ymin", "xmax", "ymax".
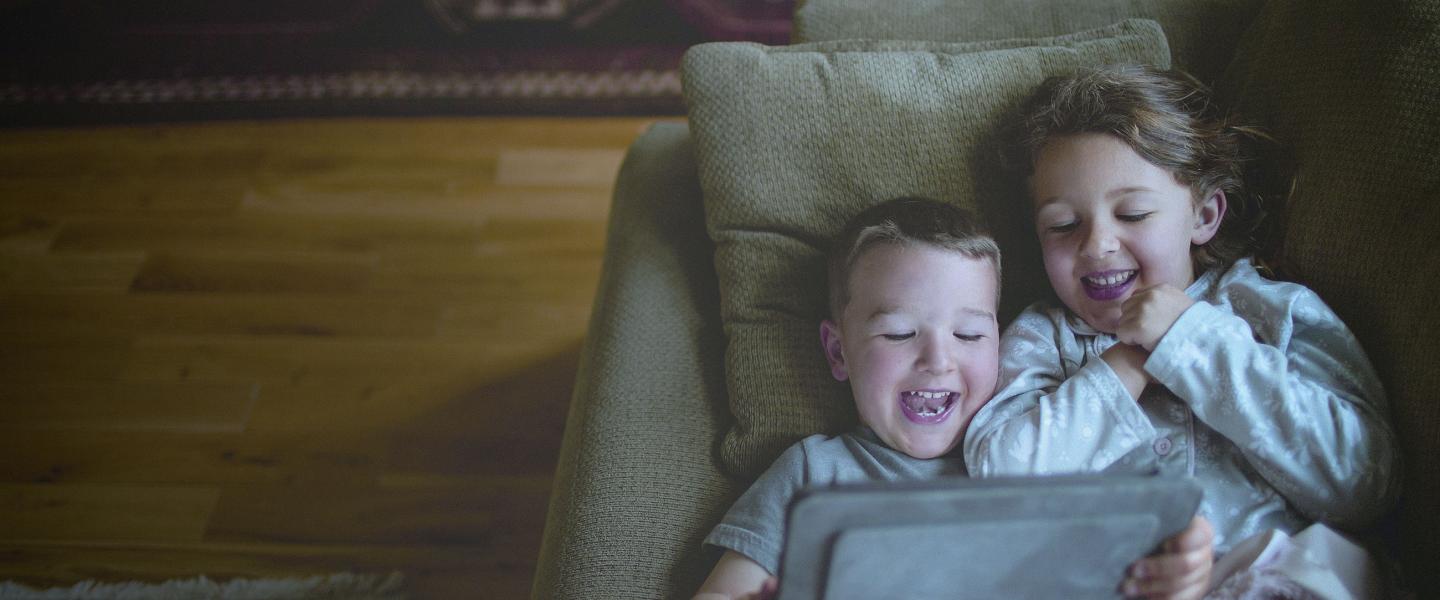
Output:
[
  {"xmin": 793, "ymin": 0, "xmax": 1263, "ymax": 86},
  {"xmin": 533, "ymin": 122, "xmax": 739, "ymax": 600}
]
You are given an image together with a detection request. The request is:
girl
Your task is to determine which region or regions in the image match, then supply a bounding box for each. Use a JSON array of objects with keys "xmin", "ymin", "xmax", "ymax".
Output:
[{"xmin": 964, "ymin": 66, "xmax": 1400, "ymax": 599}]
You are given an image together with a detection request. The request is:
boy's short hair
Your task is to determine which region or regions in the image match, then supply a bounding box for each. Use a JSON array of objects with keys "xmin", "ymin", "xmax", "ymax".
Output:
[{"xmin": 827, "ymin": 196, "xmax": 1001, "ymax": 320}]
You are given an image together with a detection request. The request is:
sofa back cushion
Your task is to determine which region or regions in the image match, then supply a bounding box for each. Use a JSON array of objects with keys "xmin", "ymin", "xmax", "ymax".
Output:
[
  {"xmin": 682, "ymin": 20, "xmax": 1172, "ymax": 478},
  {"xmin": 1218, "ymin": 0, "xmax": 1440, "ymax": 588},
  {"xmin": 794, "ymin": 0, "xmax": 1263, "ymax": 86}
]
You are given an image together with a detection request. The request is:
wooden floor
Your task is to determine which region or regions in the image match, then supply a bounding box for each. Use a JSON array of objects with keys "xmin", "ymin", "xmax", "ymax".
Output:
[{"xmin": 0, "ymin": 116, "xmax": 672, "ymax": 598}]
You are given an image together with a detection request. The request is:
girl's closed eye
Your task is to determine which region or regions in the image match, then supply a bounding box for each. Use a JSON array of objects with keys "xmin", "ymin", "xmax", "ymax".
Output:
[
  {"xmin": 954, "ymin": 333, "xmax": 986, "ymax": 342},
  {"xmin": 881, "ymin": 332, "xmax": 915, "ymax": 341},
  {"xmin": 1044, "ymin": 219, "xmax": 1079, "ymax": 234}
]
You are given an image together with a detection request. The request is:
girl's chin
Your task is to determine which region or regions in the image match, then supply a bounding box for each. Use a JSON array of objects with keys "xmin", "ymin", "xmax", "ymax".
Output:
[{"xmin": 1078, "ymin": 307, "xmax": 1123, "ymax": 334}]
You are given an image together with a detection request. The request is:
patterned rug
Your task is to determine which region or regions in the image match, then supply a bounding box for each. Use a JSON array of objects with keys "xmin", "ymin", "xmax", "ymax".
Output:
[
  {"xmin": 0, "ymin": 572, "xmax": 405, "ymax": 599},
  {"xmin": 1, "ymin": 0, "xmax": 788, "ymax": 125}
]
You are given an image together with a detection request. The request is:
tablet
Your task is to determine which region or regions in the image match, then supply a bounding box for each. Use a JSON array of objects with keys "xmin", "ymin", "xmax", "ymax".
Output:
[{"xmin": 776, "ymin": 474, "xmax": 1202, "ymax": 600}]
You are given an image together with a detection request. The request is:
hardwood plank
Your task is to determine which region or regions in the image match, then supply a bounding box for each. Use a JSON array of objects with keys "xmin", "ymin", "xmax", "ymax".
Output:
[
  {"xmin": 0, "ymin": 213, "xmax": 62, "ymax": 254},
  {"xmin": 0, "ymin": 338, "xmax": 132, "ymax": 383},
  {"xmin": 50, "ymin": 212, "xmax": 488, "ymax": 257},
  {"xmin": 204, "ymin": 478, "xmax": 551, "ymax": 547},
  {"xmin": 369, "ymin": 252, "xmax": 601, "ymax": 302},
  {"xmin": 120, "ymin": 336, "xmax": 577, "ymax": 385},
  {"xmin": 0, "ymin": 176, "xmax": 247, "ymax": 216},
  {"xmin": 0, "ymin": 382, "xmax": 257, "ymax": 432},
  {"xmin": 0, "ymin": 293, "xmax": 443, "ymax": 338},
  {"xmin": 495, "ymin": 148, "xmax": 627, "ymax": 187},
  {"xmin": 0, "ymin": 483, "xmax": 219, "ymax": 543},
  {"xmin": 0, "ymin": 431, "xmax": 382, "ymax": 486},
  {"xmin": 129, "ymin": 252, "xmax": 374, "ymax": 295},
  {"xmin": 0, "ymin": 540, "xmax": 518, "ymax": 599},
  {"xmin": 0, "ymin": 253, "xmax": 145, "ymax": 292},
  {"xmin": 241, "ymin": 378, "xmax": 480, "ymax": 434},
  {"xmin": 474, "ymin": 217, "xmax": 609, "ymax": 257},
  {"xmin": 242, "ymin": 185, "xmax": 612, "ymax": 223}
]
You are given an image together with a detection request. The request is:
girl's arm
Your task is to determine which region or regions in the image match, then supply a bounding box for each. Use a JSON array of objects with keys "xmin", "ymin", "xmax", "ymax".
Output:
[
  {"xmin": 1145, "ymin": 286, "xmax": 1400, "ymax": 528},
  {"xmin": 965, "ymin": 307, "xmax": 1158, "ymax": 476},
  {"xmin": 694, "ymin": 551, "xmax": 775, "ymax": 600}
]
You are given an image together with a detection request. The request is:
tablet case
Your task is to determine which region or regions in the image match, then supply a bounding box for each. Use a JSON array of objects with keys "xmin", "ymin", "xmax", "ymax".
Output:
[{"xmin": 776, "ymin": 474, "xmax": 1202, "ymax": 600}]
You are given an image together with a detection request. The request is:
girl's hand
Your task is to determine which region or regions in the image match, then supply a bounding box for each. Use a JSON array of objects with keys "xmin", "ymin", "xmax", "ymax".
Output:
[
  {"xmin": 1116, "ymin": 285, "xmax": 1195, "ymax": 351},
  {"xmin": 1123, "ymin": 516, "xmax": 1214, "ymax": 600}
]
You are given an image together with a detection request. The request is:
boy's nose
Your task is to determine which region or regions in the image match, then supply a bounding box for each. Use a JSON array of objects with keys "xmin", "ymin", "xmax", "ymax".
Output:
[{"xmin": 917, "ymin": 336, "xmax": 956, "ymax": 374}]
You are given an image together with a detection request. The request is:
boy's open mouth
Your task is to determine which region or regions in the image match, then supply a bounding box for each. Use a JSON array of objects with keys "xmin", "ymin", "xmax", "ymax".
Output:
[
  {"xmin": 1081, "ymin": 269, "xmax": 1137, "ymax": 301},
  {"xmin": 899, "ymin": 390, "xmax": 957, "ymax": 424}
]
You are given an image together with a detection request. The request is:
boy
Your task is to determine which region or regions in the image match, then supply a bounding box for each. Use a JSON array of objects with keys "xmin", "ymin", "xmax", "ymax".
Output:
[{"xmin": 695, "ymin": 196, "xmax": 1001, "ymax": 598}]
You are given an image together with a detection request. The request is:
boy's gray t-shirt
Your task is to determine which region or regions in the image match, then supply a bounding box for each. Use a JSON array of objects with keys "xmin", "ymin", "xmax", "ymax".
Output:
[{"xmin": 704, "ymin": 427, "xmax": 968, "ymax": 575}]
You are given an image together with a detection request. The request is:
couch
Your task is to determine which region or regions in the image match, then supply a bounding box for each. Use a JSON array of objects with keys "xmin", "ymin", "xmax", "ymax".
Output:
[{"xmin": 533, "ymin": 0, "xmax": 1440, "ymax": 597}]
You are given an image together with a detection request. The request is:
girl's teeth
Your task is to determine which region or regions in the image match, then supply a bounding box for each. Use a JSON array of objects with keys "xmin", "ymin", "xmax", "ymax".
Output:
[{"xmin": 1085, "ymin": 271, "xmax": 1134, "ymax": 286}]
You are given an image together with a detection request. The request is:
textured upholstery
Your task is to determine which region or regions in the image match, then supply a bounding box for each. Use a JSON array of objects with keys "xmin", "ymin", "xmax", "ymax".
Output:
[
  {"xmin": 793, "ymin": 0, "xmax": 1264, "ymax": 86},
  {"xmin": 531, "ymin": 123, "xmax": 740, "ymax": 599},
  {"xmin": 682, "ymin": 21, "xmax": 1172, "ymax": 479},
  {"xmin": 1217, "ymin": 0, "xmax": 1440, "ymax": 589}
]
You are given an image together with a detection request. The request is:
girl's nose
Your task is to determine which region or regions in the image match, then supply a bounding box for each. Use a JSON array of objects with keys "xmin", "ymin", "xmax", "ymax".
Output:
[{"xmin": 1080, "ymin": 222, "xmax": 1119, "ymax": 259}]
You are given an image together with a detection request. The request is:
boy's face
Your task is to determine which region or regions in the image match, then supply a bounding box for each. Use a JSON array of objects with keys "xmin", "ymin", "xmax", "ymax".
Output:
[
  {"xmin": 820, "ymin": 243, "xmax": 1000, "ymax": 459},
  {"xmin": 1029, "ymin": 133, "xmax": 1223, "ymax": 334}
]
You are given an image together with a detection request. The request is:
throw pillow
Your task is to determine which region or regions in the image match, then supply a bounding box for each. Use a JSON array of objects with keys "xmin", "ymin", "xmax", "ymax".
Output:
[{"xmin": 682, "ymin": 19, "xmax": 1172, "ymax": 478}]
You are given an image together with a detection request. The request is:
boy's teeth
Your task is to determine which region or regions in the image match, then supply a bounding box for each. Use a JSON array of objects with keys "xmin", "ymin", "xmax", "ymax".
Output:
[{"xmin": 903, "ymin": 391, "xmax": 952, "ymax": 414}]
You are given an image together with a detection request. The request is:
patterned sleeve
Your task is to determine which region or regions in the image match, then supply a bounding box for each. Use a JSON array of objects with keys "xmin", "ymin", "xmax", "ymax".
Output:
[
  {"xmin": 1145, "ymin": 283, "xmax": 1401, "ymax": 528},
  {"xmin": 965, "ymin": 305, "xmax": 1156, "ymax": 477}
]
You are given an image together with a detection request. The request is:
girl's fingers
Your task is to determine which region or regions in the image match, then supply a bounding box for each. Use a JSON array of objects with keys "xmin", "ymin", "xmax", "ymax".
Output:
[
  {"xmin": 1129, "ymin": 548, "xmax": 1210, "ymax": 583},
  {"xmin": 1172, "ymin": 517, "xmax": 1215, "ymax": 552},
  {"xmin": 1122, "ymin": 517, "xmax": 1214, "ymax": 598}
]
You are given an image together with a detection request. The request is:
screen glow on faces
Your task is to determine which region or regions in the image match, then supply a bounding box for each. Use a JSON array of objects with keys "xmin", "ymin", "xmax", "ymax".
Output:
[
  {"xmin": 821, "ymin": 243, "xmax": 1000, "ymax": 459},
  {"xmin": 1029, "ymin": 133, "xmax": 1220, "ymax": 334}
]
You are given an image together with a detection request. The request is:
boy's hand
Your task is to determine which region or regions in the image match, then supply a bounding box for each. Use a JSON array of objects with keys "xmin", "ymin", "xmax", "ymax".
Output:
[
  {"xmin": 1116, "ymin": 285, "xmax": 1194, "ymax": 351},
  {"xmin": 1123, "ymin": 516, "xmax": 1214, "ymax": 600}
]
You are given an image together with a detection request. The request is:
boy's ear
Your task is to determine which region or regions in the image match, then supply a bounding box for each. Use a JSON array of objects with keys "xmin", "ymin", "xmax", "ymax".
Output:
[
  {"xmin": 1191, "ymin": 189, "xmax": 1226, "ymax": 245},
  {"xmin": 819, "ymin": 320, "xmax": 849, "ymax": 382}
]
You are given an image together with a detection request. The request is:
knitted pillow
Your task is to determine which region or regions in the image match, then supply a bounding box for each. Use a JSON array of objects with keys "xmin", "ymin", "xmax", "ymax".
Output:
[
  {"xmin": 682, "ymin": 20, "xmax": 1172, "ymax": 478},
  {"xmin": 1218, "ymin": 0, "xmax": 1440, "ymax": 587}
]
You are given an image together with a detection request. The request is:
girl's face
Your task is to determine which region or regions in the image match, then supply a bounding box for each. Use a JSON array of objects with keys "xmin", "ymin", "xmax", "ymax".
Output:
[
  {"xmin": 1029, "ymin": 133, "xmax": 1223, "ymax": 334},
  {"xmin": 820, "ymin": 243, "xmax": 1000, "ymax": 459}
]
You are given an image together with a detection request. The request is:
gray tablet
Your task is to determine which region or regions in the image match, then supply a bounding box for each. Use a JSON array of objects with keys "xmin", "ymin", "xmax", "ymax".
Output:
[{"xmin": 776, "ymin": 474, "xmax": 1202, "ymax": 600}]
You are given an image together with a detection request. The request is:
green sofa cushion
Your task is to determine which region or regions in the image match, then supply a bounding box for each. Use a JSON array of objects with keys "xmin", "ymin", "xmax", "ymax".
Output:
[
  {"xmin": 794, "ymin": 0, "xmax": 1263, "ymax": 86},
  {"xmin": 682, "ymin": 20, "xmax": 1172, "ymax": 478},
  {"xmin": 1219, "ymin": 0, "xmax": 1440, "ymax": 588}
]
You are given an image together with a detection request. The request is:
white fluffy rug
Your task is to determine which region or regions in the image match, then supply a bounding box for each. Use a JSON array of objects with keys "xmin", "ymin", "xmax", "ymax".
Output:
[{"xmin": 0, "ymin": 572, "xmax": 405, "ymax": 599}]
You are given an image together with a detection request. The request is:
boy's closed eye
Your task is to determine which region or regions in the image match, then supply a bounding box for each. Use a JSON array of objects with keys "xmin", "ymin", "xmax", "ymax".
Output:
[
  {"xmin": 879, "ymin": 332, "xmax": 988, "ymax": 342},
  {"xmin": 1117, "ymin": 212, "xmax": 1153, "ymax": 223}
]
